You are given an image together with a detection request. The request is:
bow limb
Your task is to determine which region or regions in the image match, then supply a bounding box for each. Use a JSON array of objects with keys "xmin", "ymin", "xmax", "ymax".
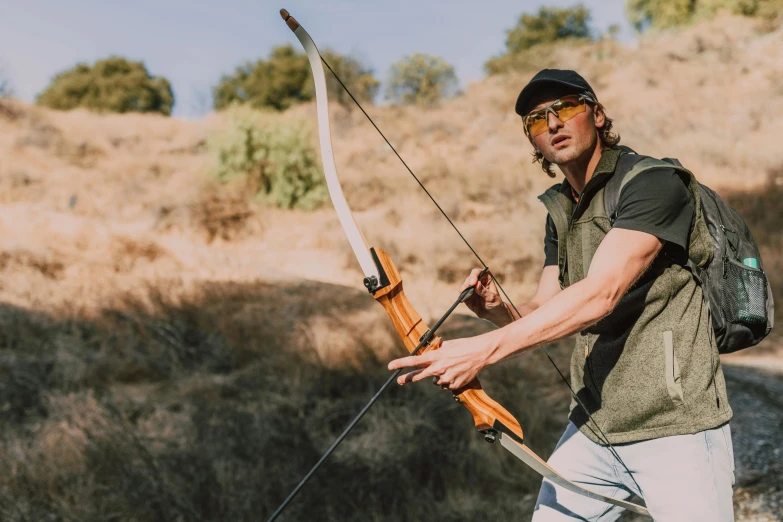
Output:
[
  {"xmin": 280, "ymin": 9, "xmax": 649, "ymax": 519},
  {"xmin": 281, "ymin": 9, "xmax": 380, "ymax": 289},
  {"xmin": 499, "ymin": 434, "xmax": 650, "ymax": 516}
]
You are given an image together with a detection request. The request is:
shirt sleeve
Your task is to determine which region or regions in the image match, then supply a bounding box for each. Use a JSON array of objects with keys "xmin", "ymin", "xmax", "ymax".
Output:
[
  {"xmin": 611, "ymin": 167, "xmax": 694, "ymax": 253},
  {"xmin": 544, "ymin": 214, "xmax": 559, "ymax": 267}
]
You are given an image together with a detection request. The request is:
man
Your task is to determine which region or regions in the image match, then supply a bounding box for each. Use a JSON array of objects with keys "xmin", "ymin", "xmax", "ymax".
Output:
[{"xmin": 388, "ymin": 69, "xmax": 735, "ymax": 521}]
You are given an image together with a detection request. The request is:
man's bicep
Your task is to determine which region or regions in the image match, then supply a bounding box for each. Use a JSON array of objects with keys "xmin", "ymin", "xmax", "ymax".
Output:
[{"xmin": 586, "ymin": 228, "xmax": 663, "ymax": 304}]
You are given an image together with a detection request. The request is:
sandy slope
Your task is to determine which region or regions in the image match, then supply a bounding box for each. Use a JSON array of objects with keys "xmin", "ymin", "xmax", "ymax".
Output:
[{"xmin": 1, "ymin": 16, "xmax": 782, "ymax": 319}]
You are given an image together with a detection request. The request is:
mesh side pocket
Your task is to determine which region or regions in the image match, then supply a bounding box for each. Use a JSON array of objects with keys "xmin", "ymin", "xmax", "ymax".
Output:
[{"xmin": 722, "ymin": 258, "xmax": 768, "ymax": 325}]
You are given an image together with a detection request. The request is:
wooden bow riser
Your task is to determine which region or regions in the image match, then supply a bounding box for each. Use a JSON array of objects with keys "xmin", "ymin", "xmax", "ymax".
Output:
[{"xmin": 370, "ymin": 247, "xmax": 524, "ymax": 443}]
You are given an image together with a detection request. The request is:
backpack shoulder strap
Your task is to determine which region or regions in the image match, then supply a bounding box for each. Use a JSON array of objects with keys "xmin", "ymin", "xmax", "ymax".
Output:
[
  {"xmin": 604, "ymin": 154, "xmax": 714, "ymax": 267},
  {"xmin": 604, "ymin": 171, "xmax": 624, "ymax": 225},
  {"xmin": 662, "ymin": 157, "xmax": 683, "ymax": 167},
  {"xmin": 603, "ymin": 152, "xmax": 657, "ymax": 223},
  {"xmin": 605, "ymin": 154, "xmax": 687, "ymax": 224}
]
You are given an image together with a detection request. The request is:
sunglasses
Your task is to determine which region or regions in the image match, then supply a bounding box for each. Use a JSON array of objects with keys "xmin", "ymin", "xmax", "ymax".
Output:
[{"xmin": 523, "ymin": 93, "xmax": 596, "ymax": 138}]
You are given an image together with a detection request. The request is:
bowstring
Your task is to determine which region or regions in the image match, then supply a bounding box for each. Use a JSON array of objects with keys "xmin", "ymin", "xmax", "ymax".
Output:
[{"xmin": 320, "ymin": 55, "xmax": 644, "ymax": 498}]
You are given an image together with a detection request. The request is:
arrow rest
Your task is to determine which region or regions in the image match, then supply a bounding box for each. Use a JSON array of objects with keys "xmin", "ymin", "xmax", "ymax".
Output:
[{"xmin": 362, "ymin": 275, "xmax": 380, "ymax": 293}]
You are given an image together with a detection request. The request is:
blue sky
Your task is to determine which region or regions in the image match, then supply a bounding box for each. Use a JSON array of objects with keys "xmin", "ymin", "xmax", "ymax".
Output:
[{"xmin": 0, "ymin": 0, "xmax": 635, "ymax": 118}]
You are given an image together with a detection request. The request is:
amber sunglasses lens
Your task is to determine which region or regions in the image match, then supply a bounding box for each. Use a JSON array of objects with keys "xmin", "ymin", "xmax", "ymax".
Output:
[
  {"xmin": 526, "ymin": 112, "xmax": 549, "ymax": 137},
  {"xmin": 554, "ymin": 96, "xmax": 587, "ymax": 123}
]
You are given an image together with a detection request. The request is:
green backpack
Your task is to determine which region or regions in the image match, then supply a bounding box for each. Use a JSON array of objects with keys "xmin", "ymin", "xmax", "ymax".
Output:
[{"xmin": 604, "ymin": 151, "xmax": 774, "ymax": 353}]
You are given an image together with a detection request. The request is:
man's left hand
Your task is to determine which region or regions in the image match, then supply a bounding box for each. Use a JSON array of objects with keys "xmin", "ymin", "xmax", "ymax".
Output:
[{"xmin": 387, "ymin": 335, "xmax": 494, "ymax": 390}]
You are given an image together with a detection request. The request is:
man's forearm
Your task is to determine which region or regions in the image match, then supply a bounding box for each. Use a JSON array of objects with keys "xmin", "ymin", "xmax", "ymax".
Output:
[
  {"xmin": 483, "ymin": 278, "xmax": 612, "ymax": 365},
  {"xmin": 482, "ymin": 301, "xmax": 538, "ymax": 328}
]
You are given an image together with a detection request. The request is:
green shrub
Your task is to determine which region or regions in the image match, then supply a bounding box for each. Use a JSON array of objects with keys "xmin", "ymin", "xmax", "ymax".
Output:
[
  {"xmin": 208, "ymin": 107, "xmax": 328, "ymax": 210},
  {"xmin": 626, "ymin": 0, "xmax": 782, "ymax": 31},
  {"xmin": 213, "ymin": 45, "xmax": 378, "ymax": 111},
  {"xmin": 36, "ymin": 56, "xmax": 174, "ymax": 115},
  {"xmin": 485, "ymin": 5, "xmax": 593, "ymax": 75},
  {"xmin": 385, "ymin": 53, "xmax": 459, "ymax": 107}
]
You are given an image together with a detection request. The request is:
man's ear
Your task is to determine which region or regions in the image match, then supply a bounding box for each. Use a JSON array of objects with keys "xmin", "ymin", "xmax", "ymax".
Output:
[{"xmin": 593, "ymin": 104, "xmax": 606, "ymax": 130}]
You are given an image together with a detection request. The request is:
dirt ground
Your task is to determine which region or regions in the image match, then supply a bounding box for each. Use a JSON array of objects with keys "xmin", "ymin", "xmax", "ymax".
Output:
[{"xmin": 724, "ymin": 355, "xmax": 783, "ymax": 521}]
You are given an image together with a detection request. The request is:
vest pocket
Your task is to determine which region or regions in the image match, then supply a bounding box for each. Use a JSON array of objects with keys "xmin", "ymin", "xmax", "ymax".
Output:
[{"xmin": 663, "ymin": 331, "xmax": 684, "ymax": 406}]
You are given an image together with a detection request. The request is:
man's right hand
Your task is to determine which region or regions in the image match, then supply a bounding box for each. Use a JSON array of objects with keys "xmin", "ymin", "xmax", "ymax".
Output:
[
  {"xmin": 460, "ymin": 268, "xmax": 508, "ymax": 322},
  {"xmin": 460, "ymin": 265, "xmax": 561, "ymax": 328}
]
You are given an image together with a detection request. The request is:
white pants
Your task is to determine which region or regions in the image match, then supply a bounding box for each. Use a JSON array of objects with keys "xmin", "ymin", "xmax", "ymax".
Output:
[{"xmin": 532, "ymin": 422, "xmax": 735, "ymax": 521}]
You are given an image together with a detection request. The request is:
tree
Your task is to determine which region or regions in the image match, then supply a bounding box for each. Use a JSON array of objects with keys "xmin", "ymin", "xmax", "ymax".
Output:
[
  {"xmin": 485, "ymin": 5, "xmax": 593, "ymax": 74},
  {"xmin": 385, "ymin": 53, "xmax": 459, "ymax": 107},
  {"xmin": 213, "ymin": 44, "xmax": 379, "ymax": 111},
  {"xmin": 506, "ymin": 4, "xmax": 591, "ymax": 53},
  {"xmin": 625, "ymin": 0, "xmax": 695, "ymax": 30},
  {"xmin": 213, "ymin": 45, "xmax": 310, "ymax": 111},
  {"xmin": 318, "ymin": 51, "xmax": 380, "ymax": 106},
  {"xmin": 626, "ymin": 0, "xmax": 782, "ymax": 31},
  {"xmin": 36, "ymin": 56, "xmax": 174, "ymax": 115}
]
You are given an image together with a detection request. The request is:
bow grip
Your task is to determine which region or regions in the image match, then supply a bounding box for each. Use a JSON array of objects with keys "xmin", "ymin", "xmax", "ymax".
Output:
[
  {"xmin": 370, "ymin": 247, "xmax": 524, "ymax": 443},
  {"xmin": 370, "ymin": 247, "xmax": 442, "ymax": 354}
]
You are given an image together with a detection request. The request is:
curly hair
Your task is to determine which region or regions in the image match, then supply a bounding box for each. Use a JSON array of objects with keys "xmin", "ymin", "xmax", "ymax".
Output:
[{"xmin": 528, "ymin": 99, "xmax": 621, "ymax": 178}]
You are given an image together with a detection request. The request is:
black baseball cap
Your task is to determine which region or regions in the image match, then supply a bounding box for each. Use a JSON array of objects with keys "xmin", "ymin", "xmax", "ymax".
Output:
[{"xmin": 515, "ymin": 69, "xmax": 597, "ymax": 116}]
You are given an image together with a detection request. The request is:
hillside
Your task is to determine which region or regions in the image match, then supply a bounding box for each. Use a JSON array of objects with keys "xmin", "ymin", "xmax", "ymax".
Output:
[{"xmin": 0, "ymin": 14, "xmax": 781, "ymax": 521}]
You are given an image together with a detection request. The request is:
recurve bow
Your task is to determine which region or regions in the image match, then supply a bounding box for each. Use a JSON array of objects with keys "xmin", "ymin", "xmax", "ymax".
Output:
[{"xmin": 270, "ymin": 9, "xmax": 650, "ymax": 520}]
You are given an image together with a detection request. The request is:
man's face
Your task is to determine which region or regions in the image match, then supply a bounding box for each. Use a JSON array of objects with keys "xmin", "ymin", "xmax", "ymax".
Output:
[{"xmin": 526, "ymin": 95, "xmax": 605, "ymax": 167}]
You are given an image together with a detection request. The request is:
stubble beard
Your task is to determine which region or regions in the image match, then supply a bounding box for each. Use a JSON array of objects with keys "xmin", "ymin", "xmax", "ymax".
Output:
[{"xmin": 546, "ymin": 133, "xmax": 597, "ymax": 170}]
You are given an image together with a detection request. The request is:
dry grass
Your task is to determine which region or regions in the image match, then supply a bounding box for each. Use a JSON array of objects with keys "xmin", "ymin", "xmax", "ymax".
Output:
[
  {"xmin": 0, "ymin": 14, "xmax": 781, "ymax": 521},
  {"xmin": 0, "ymin": 280, "xmax": 573, "ymax": 521}
]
